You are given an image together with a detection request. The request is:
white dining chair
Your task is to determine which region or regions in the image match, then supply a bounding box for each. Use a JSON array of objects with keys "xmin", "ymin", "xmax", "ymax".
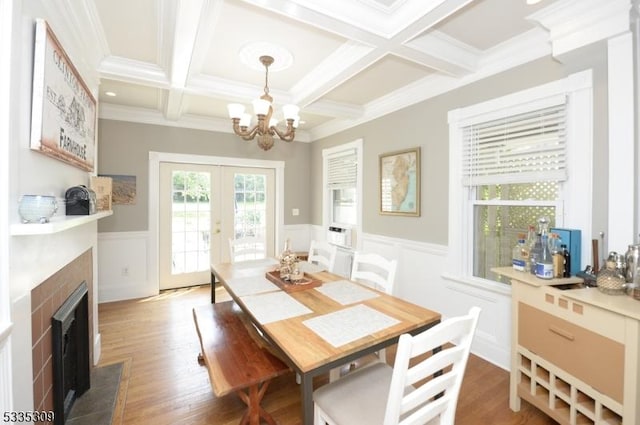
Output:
[
  {"xmin": 314, "ymin": 306, "xmax": 481, "ymax": 425},
  {"xmin": 350, "ymin": 252, "xmax": 397, "ymax": 295},
  {"xmin": 228, "ymin": 236, "xmax": 266, "ymax": 263},
  {"xmin": 328, "ymin": 252, "xmax": 398, "ymax": 381},
  {"xmin": 307, "ymin": 240, "xmax": 338, "ymax": 272}
]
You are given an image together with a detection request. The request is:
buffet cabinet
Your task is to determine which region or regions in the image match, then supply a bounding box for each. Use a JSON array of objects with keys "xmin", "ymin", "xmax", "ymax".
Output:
[{"xmin": 493, "ymin": 267, "xmax": 640, "ymax": 425}]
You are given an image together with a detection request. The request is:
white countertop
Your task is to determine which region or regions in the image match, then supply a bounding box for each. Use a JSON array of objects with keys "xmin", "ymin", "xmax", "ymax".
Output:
[{"xmin": 493, "ymin": 267, "xmax": 640, "ymax": 321}]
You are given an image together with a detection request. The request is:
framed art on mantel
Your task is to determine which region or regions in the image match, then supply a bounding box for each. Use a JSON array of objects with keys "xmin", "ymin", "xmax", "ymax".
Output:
[
  {"xmin": 30, "ymin": 19, "xmax": 96, "ymax": 172},
  {"xmin": 379, "ymin": 147, "xmax": 420, "ymax": 216}
]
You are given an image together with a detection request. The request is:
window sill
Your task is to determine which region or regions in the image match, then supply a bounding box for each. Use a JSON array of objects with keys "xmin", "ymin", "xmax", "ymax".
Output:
[
  {"xmin": 441, "ymin": 271, "xmax": 513, "ymax": 297},
  {"xmin": 10, "ymin": 210, "xmax": 113, "ymax": 236}
]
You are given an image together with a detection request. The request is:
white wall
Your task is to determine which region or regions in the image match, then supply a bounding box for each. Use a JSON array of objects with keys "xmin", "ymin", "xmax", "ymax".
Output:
[{"xmin": 7, "ymin": 0, "xmax": 105, "ymax": 411}]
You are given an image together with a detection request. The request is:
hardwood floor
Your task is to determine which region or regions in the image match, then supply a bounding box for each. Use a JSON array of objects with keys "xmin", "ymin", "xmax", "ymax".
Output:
[{"xmin": 97, "ymin": 284, "xmax": 556, "ymax": 425}]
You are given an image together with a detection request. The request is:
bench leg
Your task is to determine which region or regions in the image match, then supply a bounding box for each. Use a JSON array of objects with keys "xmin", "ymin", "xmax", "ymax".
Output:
[{"xmin": 236, "ymin": 381, "xmax": 277, "ymax": 425}]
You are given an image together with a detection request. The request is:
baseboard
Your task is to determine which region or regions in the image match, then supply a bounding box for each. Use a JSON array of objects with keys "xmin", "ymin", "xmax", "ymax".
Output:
[
  {"xmin": 93, "ymin": 332, "xmax": 101, "ymax": 365},
  {"xmin": 98, "ymin": 281, "xmax": 157, "ymax": 303}
]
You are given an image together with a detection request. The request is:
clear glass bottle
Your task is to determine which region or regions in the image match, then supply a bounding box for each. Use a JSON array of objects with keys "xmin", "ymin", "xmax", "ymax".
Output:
[
  {"xmin": 535, "ymin": 217, "xmax": 553, "ymax": 279},
  {"xmin": 535, "ymin": 232, "xmax": 554, "ymax": 279},
  {"xmin": 512, "ymin": 233, "xmax": 526, "ymax": 272},
  {"xmin": 524, "ymin": 225, "xmax": 536, "ymax": 273},
  {"xmin": 529, "ymin": 234, "xmax": 541, "ymax": 275}
]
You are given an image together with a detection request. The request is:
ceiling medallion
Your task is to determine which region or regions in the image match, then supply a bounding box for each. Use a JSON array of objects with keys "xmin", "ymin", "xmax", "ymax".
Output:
[{"xmin": 227, "ymin": 55, "xmax": 299, "ymax": 151}]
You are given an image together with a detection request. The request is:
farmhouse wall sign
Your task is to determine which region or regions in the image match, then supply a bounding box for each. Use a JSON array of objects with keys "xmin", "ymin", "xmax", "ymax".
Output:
[{"xmin": 30, "ymin": 19, "xmax": 96, "ymax": 172}]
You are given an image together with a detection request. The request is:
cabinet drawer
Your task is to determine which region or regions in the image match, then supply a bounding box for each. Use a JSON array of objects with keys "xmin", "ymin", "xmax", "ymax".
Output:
[{"xmin": 518, "ymin": 302, "xmax": 624, "ymax": 403}]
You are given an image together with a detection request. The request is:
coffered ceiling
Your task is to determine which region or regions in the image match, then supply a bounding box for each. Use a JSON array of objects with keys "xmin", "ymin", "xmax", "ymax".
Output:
[{"xmin": 86, "ymin": 0, "xmax": 562, "ymax": 141}]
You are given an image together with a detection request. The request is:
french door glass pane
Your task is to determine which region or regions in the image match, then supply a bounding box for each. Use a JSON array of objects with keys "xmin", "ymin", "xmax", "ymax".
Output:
[
  {"xmin": 171, "ymin": 171, "xmax": 211, "ymax": 274},
  {"xmin": 473, "ymin": 182, "xmax": 558, "ymax": 282},
  {"xmin": 234, "ymin": 173, "xmax": 267, "ymax": 240}
]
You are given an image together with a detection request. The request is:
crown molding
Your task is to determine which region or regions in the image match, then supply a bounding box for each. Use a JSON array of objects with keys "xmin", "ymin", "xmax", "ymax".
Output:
[
  {"xmin": 528, "ymin": 0, "xmax": 631, "ymax": 57},
  {"xmin": 308, "ymin": 28, "xmax": 552, "ymax": 141},
  {"xmin": 98, "ymin": 103, "xmax": 311, "ymax": 142}
]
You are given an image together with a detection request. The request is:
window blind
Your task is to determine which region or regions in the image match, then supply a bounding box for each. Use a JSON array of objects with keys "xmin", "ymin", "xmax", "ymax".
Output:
[
  {"xmin": 462, "ymin": 101, "xmax": 567, "ymax": 186},
  {"xmin": 327, "ymin": 149, "xmax": 357, "ymax": 188}
]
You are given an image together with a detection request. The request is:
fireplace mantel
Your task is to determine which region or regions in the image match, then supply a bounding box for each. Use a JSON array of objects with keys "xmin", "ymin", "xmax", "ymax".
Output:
[{"xmin": 10, "ymin": 210, "xmax": 113, "ymax": 235}]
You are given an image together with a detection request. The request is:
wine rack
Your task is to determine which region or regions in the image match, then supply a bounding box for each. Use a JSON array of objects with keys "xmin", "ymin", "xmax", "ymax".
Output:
[{"xmin": 515, "ymin": 347, "xmax": 622, "ymax": 425}]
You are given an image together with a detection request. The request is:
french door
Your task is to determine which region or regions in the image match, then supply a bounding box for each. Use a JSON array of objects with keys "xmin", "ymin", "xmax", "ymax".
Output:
[{"xmin": 159, "ymin": 162, "xmax": 274, "ymax": 290}]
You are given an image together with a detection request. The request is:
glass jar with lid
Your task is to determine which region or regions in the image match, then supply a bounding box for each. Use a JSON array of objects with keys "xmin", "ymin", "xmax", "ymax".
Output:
[{"xmin": 596, "ymin": 252, "xmax": 627, "ymax": 295}]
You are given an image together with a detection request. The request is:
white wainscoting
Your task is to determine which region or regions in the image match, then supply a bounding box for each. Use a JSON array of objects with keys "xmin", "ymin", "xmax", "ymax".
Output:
[
  {"xmin": 0, "ymin": 322, "xmax": 12, "ymax": 414},
  {"xmin": 98, "ymin": 231, "xmax": 153, "ymax": 303},
  {"xmin": 98, "ymin": 226, "xmax": 511, "ymax": 370},
  {"xmin": 282, "ymin": 224, "xmax": 312, "ymax": 253}
]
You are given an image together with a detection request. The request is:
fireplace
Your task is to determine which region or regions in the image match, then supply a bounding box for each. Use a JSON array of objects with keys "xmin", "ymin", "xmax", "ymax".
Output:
[
  {"xmin": 30, "ymin": 249, "xmax": 94, "ymax": 419},
  {"xmin": 52, "ymin": 281, "xmax": 90, "ymax": 425}
]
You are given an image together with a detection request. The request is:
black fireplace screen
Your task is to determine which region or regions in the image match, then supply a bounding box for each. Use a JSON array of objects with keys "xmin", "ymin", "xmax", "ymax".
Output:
[{"xmin": 52, "ymin": 281, "xmax": 90, "ymax": 425}]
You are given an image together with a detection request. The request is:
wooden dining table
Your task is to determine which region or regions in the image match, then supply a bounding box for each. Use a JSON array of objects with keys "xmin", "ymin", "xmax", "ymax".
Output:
[{"xmin": 210, "ymin": 258, "xmax": 441, "ymax": 425}]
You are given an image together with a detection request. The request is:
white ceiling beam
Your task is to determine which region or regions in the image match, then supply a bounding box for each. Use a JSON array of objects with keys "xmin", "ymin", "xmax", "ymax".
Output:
[
  {"xmin": 289, "ymin": 41, "xmax": 376, "ymax": 106},
  {"xmin": 98, "ymin": 56, "xmax": 169, "ymax": 88},
  {"xmin": 163, "ymin": 0, "xmax": 209, "ymax": 120},
  {"xmin": 239, "ymin": 0, "xmax": 479, "ymax": 105},
  {"xmin": 403, "ymin": 32, "xmax": 480, "ymax": 75}
]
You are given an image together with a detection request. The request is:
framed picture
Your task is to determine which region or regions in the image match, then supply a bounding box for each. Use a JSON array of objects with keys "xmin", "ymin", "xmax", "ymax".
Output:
[
  {"xmin": 379, "ymin": 147, "xmax": 420, "ymax": 216},
  {"xmin": 100, "ymin": 174, "xmax": 137, "ymax": 205},
  {"xmin": 30, "ymin": 19, "xmax": 96, "ymax": 172}
]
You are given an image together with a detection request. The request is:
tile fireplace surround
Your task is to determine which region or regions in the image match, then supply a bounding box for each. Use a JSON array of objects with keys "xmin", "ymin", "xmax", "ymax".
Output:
[{"xmin": 30, "ymin": 249, "xmax": 94, "ymax": 412}]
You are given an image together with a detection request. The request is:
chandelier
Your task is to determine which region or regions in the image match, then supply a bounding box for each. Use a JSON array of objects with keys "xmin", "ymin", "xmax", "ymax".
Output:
[{"xmin": 227, "ymin": 55, "xmax": 300, "ymax": 151}]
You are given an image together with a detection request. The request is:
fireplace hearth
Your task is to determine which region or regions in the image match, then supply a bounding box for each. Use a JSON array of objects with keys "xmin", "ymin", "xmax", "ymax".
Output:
[{"xmin": 52, "ymin": 281, "xmax": 90, "ymax": 425}]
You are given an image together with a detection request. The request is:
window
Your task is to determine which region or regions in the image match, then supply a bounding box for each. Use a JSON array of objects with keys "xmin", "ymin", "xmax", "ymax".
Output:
[
  {"xmin": 446, "ymin": 71, "xmax": 593, "ymax": 290},
  {"xmin": 327, "ymin": 149, "xmax": 358, "ymax": 226},
  {"xmin": 323, "ymin": 139, "xmax": 363, "ymax": 244}
]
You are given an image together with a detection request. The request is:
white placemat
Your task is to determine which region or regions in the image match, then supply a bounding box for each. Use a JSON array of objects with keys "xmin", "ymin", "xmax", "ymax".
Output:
[
  {"xmin": 226, "ymin": 275, "xmax": 279, "ymax": 297},
  {"xmin": 303, "ymin": 304, "xmax": 400, "ymax": 347},
  {"xmin": 315, "ymin": 280, "xmax": 379, "ymax": 305},
  {"xmin": 240, "ymin": 291, "xmax": 313, "ymax": 324},
  {"xmin": 297, "ymin": 261, "xmax": 326, "ymax": 274}
]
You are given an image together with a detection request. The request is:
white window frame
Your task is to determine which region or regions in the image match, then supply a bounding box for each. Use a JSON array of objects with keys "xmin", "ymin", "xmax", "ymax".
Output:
[
  {"xmin": 322, "ymin": 139, "xmax": 363, "ymax": 248},
  {"xmin": 445, "ymin": 70, "xmax": 593, "ymax": 293}
]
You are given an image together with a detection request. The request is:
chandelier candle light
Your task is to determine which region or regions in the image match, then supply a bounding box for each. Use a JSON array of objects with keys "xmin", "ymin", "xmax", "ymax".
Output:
[{"xmin": 227, "ymin": 55, "xmax": 300, "ymax": 151}]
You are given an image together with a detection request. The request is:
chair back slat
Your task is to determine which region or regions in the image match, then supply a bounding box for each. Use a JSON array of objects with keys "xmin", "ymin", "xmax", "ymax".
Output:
[
  {"xmin": 350, "ymin": 252, "xmax": 397, "ymax": 294},
  {"xmin": 384, "ymin": 307, "xmax": 481, "ymax": 425},
  {"xmin": 307, "ymin": 240, "xmax": 338, "ymax": 272}
]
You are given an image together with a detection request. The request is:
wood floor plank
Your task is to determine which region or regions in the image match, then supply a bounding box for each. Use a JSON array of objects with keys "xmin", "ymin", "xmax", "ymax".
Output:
[{"xmin": 97, "ymin": 285, "xmax": 555, "ymax": 425}]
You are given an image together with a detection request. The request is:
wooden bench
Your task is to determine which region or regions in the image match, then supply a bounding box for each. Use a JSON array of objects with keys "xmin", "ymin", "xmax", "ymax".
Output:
[{"xmin": 192, "ymin": 301, "xmax": 291, "ymax": 425}]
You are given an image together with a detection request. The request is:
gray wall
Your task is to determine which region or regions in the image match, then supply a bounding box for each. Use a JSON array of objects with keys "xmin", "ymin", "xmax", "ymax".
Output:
[
  {"xmin": 310, "ymin": 50, "xmax": 609, "ymax": 246},
  {"xmin": 97, "ymin": 120, "xmax": 311, "ymax": 232}
]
